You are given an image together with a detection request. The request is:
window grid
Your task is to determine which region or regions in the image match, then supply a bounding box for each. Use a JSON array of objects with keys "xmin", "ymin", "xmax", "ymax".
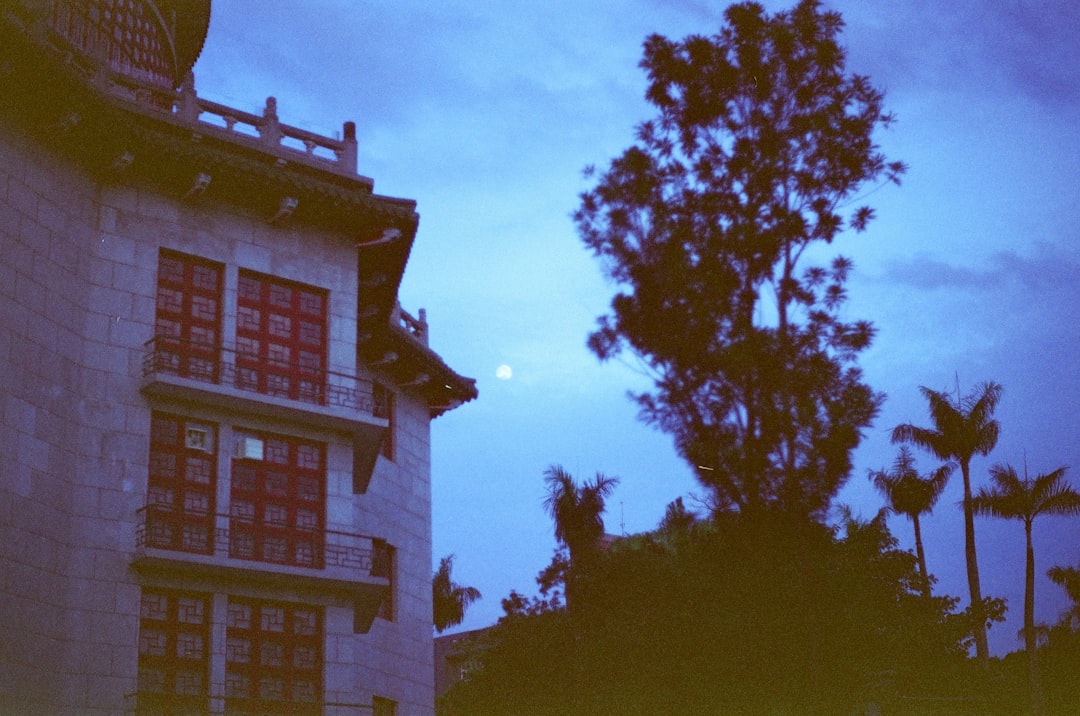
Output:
[
  {"xmin": 154, "ymin": 250, "xmax": 223, "ymax": 383},
  {"xmin": 235, "ymin": 270, "xmax": 328, "ymax": 406},
  {"xmin": 225, "ymin": 597, "xmax": 323, "ymax": 714},
  {"xmin": 146, "ymin": 413, "xmax": 217, "ymax": 556},
  {"xmin": 229, "ymin": 429, "xmax": 327, "ymax": 570},
  {"xmin": 50, "ymin": 0, "xmax": 175, "ymax": 88},
  {"xmin": 137, "ymin": 589, "xmax": 211, "ymax": 712}
]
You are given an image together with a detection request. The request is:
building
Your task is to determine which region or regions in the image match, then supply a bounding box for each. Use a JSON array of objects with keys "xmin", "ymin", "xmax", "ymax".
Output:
[
  {"xmin": 0, "ymin": 1, "xmax": 476, "ymax": 713},
  {"xmin": 433, "ymin": 628, "xmax": 491, "ymax": 701}
]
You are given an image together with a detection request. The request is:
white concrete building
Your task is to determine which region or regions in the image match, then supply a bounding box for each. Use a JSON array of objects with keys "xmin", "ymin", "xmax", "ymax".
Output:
[{"xmin": 0, "ymin": 2, "xmax": 476, "ymax": 713}]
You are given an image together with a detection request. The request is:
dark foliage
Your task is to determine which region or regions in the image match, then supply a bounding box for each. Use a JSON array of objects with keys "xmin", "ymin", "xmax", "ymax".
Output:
[
  {"xmin": 438, "ymin": 510, "xmax": 981, "ymax": 715},
  {"xmin": 574, "ymin": 0, "xmax": 905, "ymax": 519}
]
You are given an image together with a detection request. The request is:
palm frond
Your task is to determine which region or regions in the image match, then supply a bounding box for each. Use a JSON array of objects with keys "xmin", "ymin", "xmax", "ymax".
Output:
[
  {"xmin": 1048, "ymin": 565, "xmax": 1080, "ymax": 604},
  {"xmin": 1033, "ymin": 467, "xmax": 1080, "ymax": 518},
  {"xmin": 891, "ymin": 423, "xmax": 949, "ymax": 460},
  {"xmin": 966, "ymin": 381, "xmax": 1003, "ymax": 425}
]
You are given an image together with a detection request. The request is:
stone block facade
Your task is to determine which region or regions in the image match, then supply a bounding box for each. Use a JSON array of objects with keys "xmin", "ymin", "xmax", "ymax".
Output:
[{"xmin": 0, "ymin": 2, "xmax": 474, "ymax": 714}]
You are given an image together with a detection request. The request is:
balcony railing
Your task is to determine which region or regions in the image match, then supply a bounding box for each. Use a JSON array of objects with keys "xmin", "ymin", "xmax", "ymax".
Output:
[
  {"xmin": 135, "ymin": 505, "xmax": 390, "ymax": 578},
  {"xmin": 142, "ymin": 337, "xmax": 386, "ymax": 418},
  {"xmin": 124, "ymin": 690, "xmax": 373, "ymax": 716}
]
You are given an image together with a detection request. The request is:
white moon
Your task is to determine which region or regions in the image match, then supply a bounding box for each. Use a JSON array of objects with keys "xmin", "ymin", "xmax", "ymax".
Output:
[{"xmin": 495, "ymin": 364, "xmax": 512, "ymax": 380}]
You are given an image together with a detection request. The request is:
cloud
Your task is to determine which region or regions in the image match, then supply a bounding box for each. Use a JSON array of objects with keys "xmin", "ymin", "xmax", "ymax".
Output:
[
  {"xmin": 882, "ymin": 243, "xmax": 1080, "ymax": 297},
  {"xmin": 837, "ymin": 0, "xmax": 1080, "ymax": 112}
]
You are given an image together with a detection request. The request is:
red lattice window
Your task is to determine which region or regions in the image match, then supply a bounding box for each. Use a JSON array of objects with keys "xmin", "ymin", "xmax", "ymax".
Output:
[
  {"xmin": 50, "ymin": 0, "xmax": 176, "ymax": 88},
  {"xmin": 235, "ymin": 271, "xmax": 328, "ymax": 406},
  {"xmin": 229, "ymin": 430, "xmax": 325, "ymax": 569},
  {"xmin": 155, "ymin": 251, "xmax": 223, "ymax": 382},
  {"xmin": 137, "ymin": 589, "xmax": 211, "ymax": 712},
  {"xmin": 146, "ymin": 413, "xmax": 217, "ymax": 555},
  {"xmin": 225, "ymin": 597, "xmax": 323, "ymax": 714}
]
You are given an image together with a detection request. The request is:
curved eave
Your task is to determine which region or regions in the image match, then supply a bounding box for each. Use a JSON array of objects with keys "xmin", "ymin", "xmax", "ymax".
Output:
[
  {"xmin": 158, "ymin": 0, "xmax": 212, "ymax": 81},
  {"xmin": 363, "ymin": 326, "xmax": 477, "ymax": 418}
]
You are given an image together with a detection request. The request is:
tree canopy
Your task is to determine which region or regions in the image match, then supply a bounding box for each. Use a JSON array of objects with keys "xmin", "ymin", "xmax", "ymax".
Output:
[
  {"xmin": 575, "ymin": 0, "xmax": 905, "ymax": 519},
  {"xmin": 438, "ymin": 510, "xmax": 976, "ymax": 715}
]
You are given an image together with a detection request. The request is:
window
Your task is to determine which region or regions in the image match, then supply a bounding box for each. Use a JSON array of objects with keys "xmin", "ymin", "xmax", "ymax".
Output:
[
  {"xmin": 374, "ymin": 540, "xmax": 395, "ymax": 621},
  {"xmin": 373, "ymin": 696, "xmax": 397, "ymax": 716},
  {"xmin": 374, "ymin": 383, "xmax": 394, "ymax": 461},
  {"xmin": 236, "ymin": 270, "xmax": 327, "ymax": 405},
  {"xmin": 229, "ymin": 429, "xmax": 326, "ymax": 569},
  {"xmin": 145, "ymin": 413, "xmax": 217, "ymax": 555},
  {"xmin": 225, "ymin": 597, "xmax": 322, "ymax": 714},
  {"xmin": 154, "ymin": 250, "xmax": 223, "ymax": 382},
  {"xmin": 137, "ymin": 589, "xmax": 211, "ymax": 713},
  {"xmin": 50, "ymin": 0, "xmax": 175, "ymax": 88}
]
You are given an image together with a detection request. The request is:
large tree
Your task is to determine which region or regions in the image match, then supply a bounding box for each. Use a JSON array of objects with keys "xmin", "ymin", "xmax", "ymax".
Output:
[
  {"xmin": 575, "ymin": 0, "xmax": 904, "ymax": 519},
  {"xmin": 892, "ymin": 381, "xmax": 1002, "ymax": 663},
  {"xmin": 869, "ymin": 446, "xmax": 953, "ymax": 598},
  {"xmin": 972, "ymin": 463, "xmax": 1080, "ymax": 714}
]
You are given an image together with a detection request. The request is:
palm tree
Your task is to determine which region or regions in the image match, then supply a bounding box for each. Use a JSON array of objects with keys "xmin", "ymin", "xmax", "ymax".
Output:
[
  {"xmin": 1047, "ymin": 563, "xmax": 1080, "ymax": 629},
  {"xmin": 433, "ymin": 554, "xmax": 482, "ymax": 634},
  {"xmin": 892, "ymin": 380, "xmax": 1001, "ymax": 663},
  {"xmin": 869, "ymin": 446, "xmax": 952, "ymax": 598},
  {"xmin": 972, "ymin": 462, "xmax": 1080, "ymax": 714},
  {"xmin": 542, "ymin": 465, "xmax": 618, "ymax": 605}
]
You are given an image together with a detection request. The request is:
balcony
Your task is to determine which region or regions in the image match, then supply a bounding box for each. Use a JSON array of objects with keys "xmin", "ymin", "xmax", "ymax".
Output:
[
  {"xmin": 132, "ymin": 505, "xmax": 389, "ymax": 611},
  {"xmin": 141, "ymin": 337, "xmax": 387, "ymax": 456}
]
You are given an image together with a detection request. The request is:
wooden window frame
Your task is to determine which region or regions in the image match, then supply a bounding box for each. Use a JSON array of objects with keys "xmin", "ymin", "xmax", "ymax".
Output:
[
  {"xmin": 235, "ymin": 270, "xmax": 328, "ymax": 406},
  {"xmin": 225, "ymin": 596, "xmax": 323, "ymax": 713},
  {"xmin": 228, "ymin": 428, "xmax": 326, "ymax": 570},
  {"xmin": 154, "ymin": 250, "xmax": 224, "ymax": 383},
  {"xmin": 137, "ymin": 588, "xmax": 212, "ymax": 711},
  {"xmin": 146, "ymin": 412, "xmax": 217, "ymax": 556}
]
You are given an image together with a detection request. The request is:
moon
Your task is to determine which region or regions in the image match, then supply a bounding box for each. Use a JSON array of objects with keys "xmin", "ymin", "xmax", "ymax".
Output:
[{"xmin": 495, "ymin": 364, "xmax": 512, "ymax": 380}]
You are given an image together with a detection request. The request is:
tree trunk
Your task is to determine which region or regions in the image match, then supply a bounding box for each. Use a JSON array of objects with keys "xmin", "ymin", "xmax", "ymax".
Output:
[
  {"xmin": 913, "ymin": 515, "xmax": 930, "ymax": 599},
  {"xmin": 960, "ymin": 460, "xmax": 989, "ymax": 664},
  {"xmin": 1026, "ymin": 521, "xmax": 1044, "ymax": 715}
]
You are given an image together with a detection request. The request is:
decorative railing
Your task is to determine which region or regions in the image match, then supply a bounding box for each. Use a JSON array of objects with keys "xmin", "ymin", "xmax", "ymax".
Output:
[
  {"xmin": 122, "ymin": 70, "xmax": 359, "ymax": 176},
  {"xmin": 44, "ymin": 29, "xmax": 361, "ymax": 177},
  {"xmin": 142, "ymin": 337, "xmax": 386, "ymax": 418},
  {"xmin": 135, "ymin": 505, "xmax": 391, "ymax": 578},
  {"xmin": 123, "ymin": 690, "xmax": 373, "ymax": 716},
  {"xmin": 393, "ymin": 302, "xmax": 428, "ymax": 345}
]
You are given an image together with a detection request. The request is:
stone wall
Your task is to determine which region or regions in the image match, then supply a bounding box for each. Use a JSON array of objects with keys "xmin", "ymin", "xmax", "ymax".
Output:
[{"xmin": 0, "ymin": 113, "xmax": 435, "ymax": 714}]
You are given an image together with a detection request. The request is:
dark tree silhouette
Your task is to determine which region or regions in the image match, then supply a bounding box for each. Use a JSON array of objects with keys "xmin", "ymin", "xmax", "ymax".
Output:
[
  {"xmin": 439, "ymin": 509, "xmax": 975, "ymax": 715},
  {"xmin": 658, "ymin": 496, "xmax": 698, "ymax": 535},
  {"xmin": 973, "ymin": 463, "xmax": 1080, "ymax": 714},
  {"xmin": 869, "ymin": 446, "xmax": 952, "ymax": 598},
  {"xmin": 542, "ymin": 465, "xmax": 618, "ymax": 605},
  {"xmin": 574, "ymin": 0, "xmax": 904, "ymax": 520},
  {"xmin": 1048, "ymin": 563, "xmax": 1080, "ymax": 628},
  {"xmin": 892, "ymin": 381, "xmax": 1001, "ymax": 664},
  {"xmin": 433, "ymin": 554, "xmax": 482, "ymax": 634}
]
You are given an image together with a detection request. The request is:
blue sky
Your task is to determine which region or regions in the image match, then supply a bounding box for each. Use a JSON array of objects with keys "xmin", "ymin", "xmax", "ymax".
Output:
[{"xmin": 193, "ymin": 1, "xmax": 1080, "ymax": 655}]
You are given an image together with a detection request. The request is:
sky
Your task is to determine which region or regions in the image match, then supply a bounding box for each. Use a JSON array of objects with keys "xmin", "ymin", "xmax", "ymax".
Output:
[{"xmin": 192, "ymin": 0, "xmax": 1080, "ymax": 656}]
